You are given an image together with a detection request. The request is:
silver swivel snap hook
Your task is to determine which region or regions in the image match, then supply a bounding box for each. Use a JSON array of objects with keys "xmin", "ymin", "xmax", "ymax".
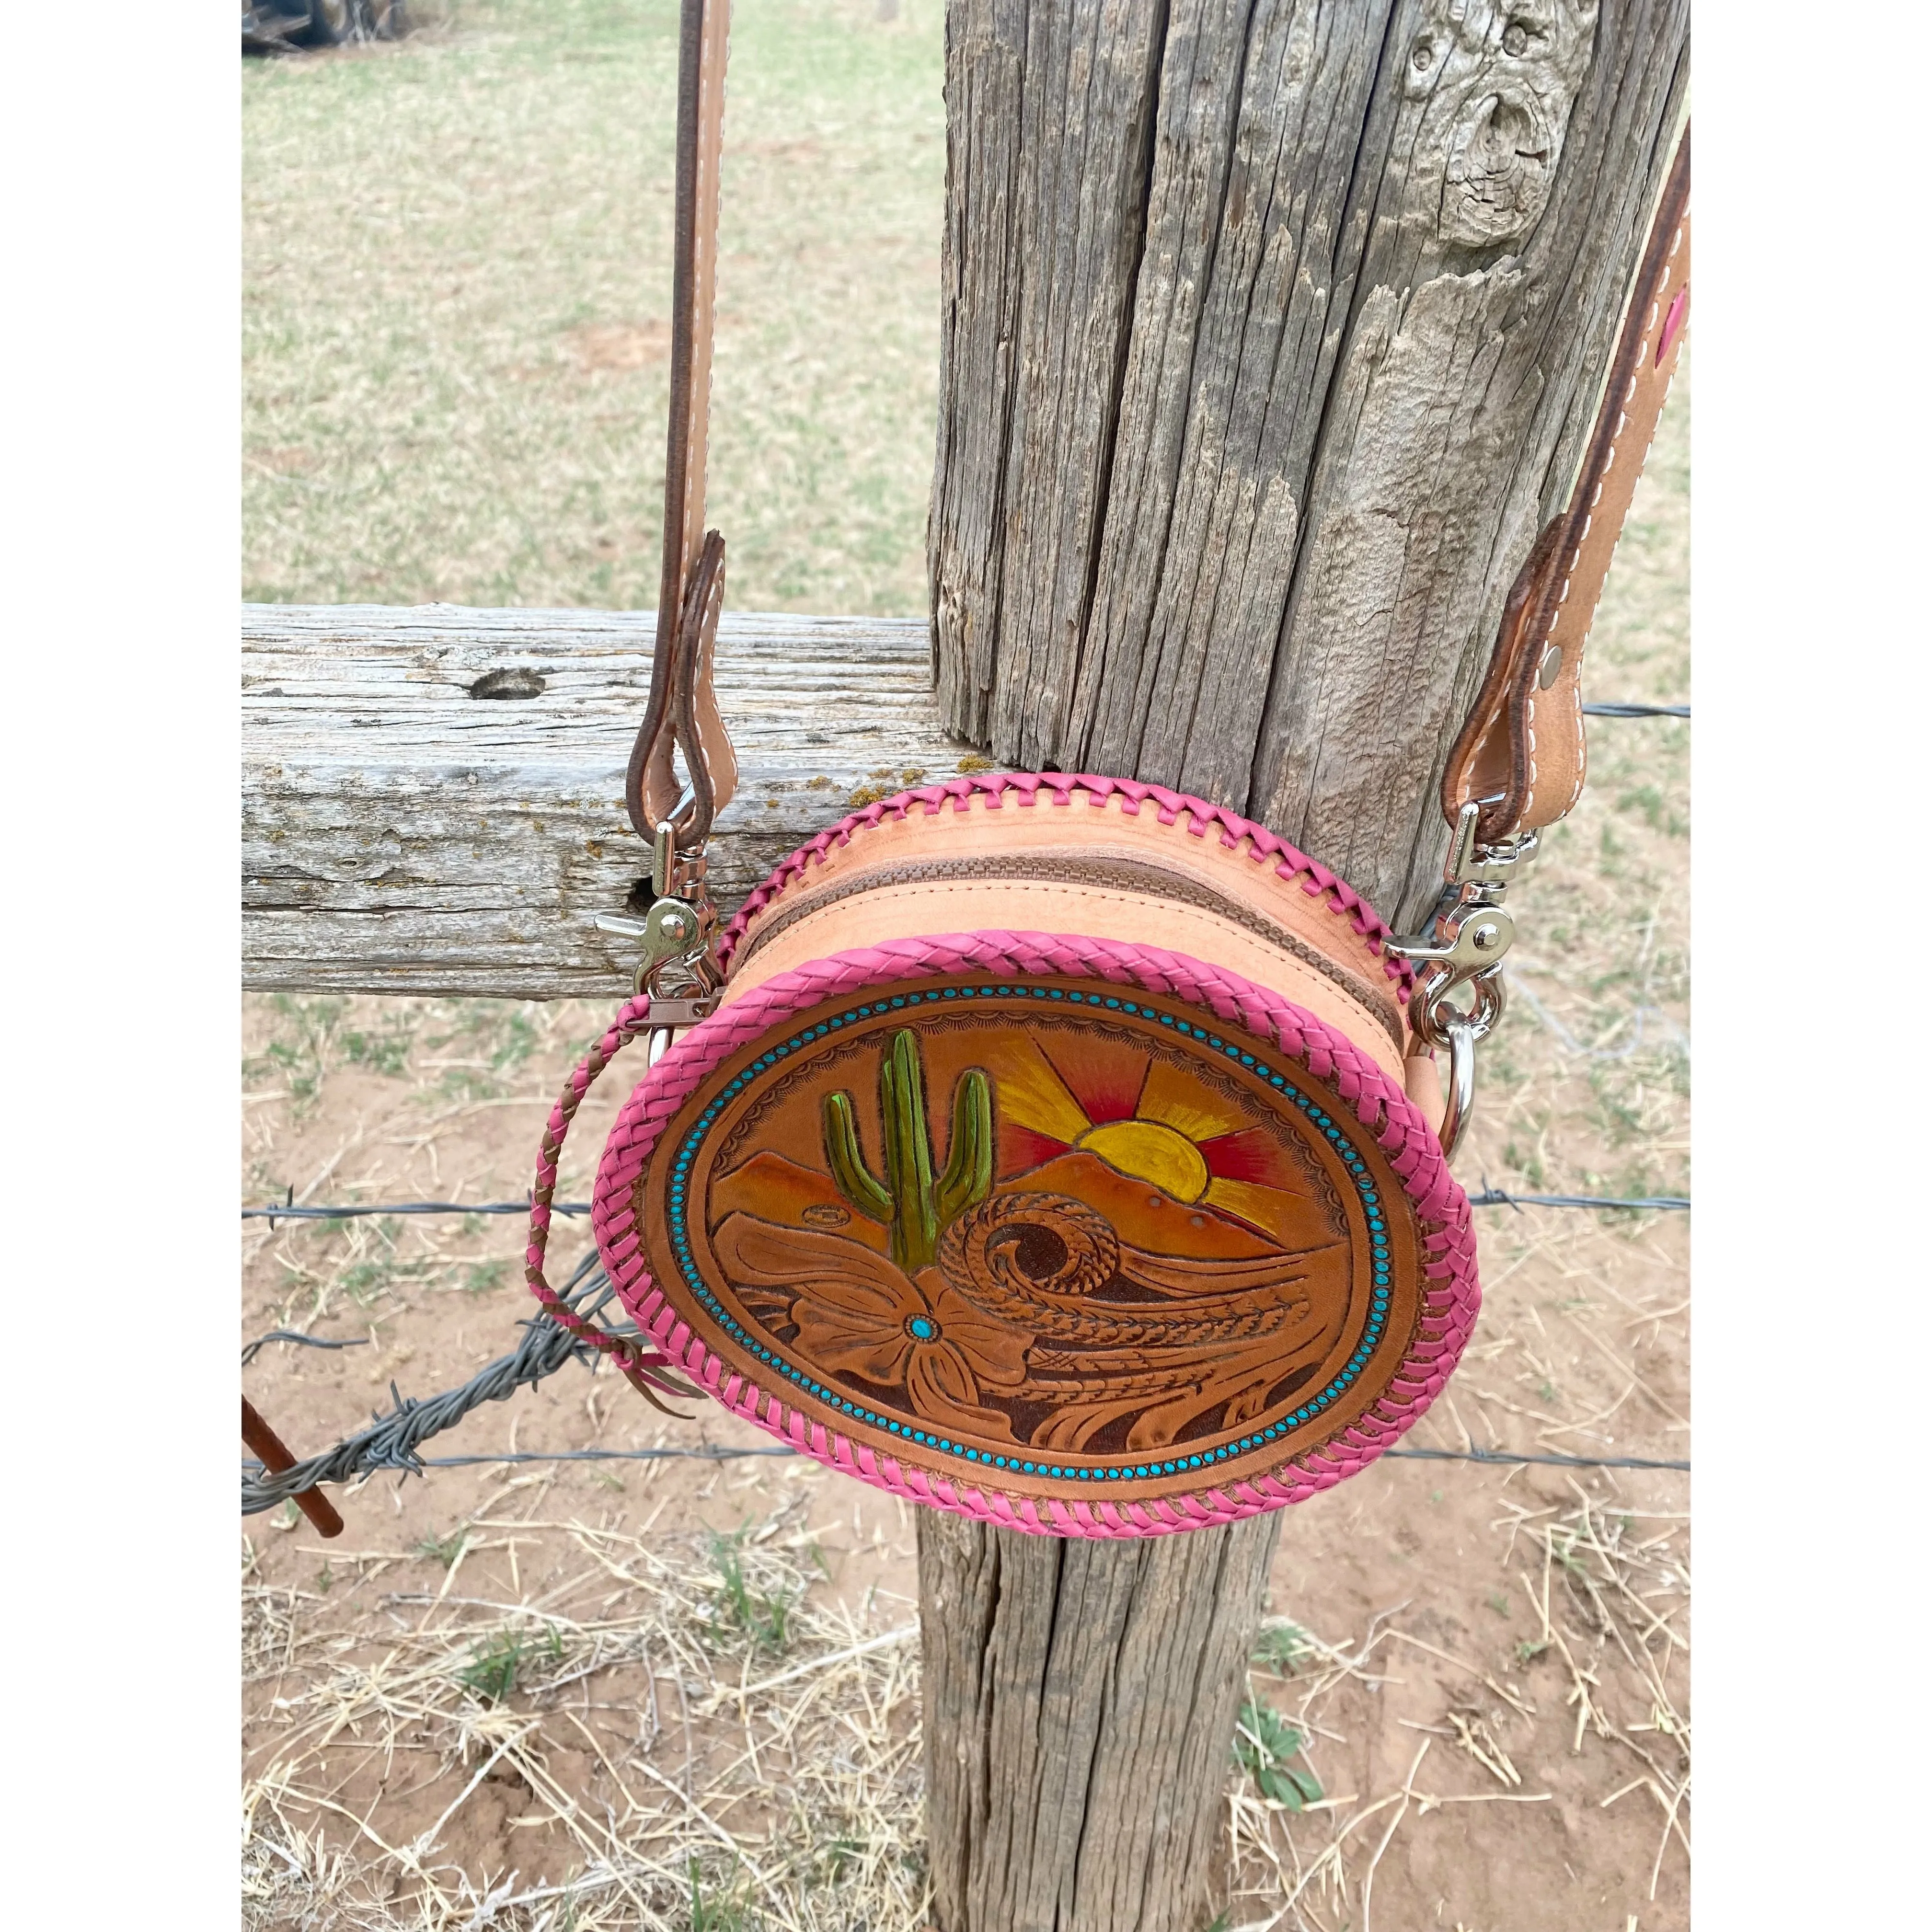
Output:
[
  {"xmin": 1387, "ymin": 802, "xmax": 1537, "ymax": 1160},
  {"xmin": 594, "ymin": 805, "xmax": 724, "ymax": 1064}
]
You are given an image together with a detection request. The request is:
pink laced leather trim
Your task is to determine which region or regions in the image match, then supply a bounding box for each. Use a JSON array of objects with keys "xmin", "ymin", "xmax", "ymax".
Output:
[
  {"xmin": 577, "ymin": 932, "xmax": 1477, "ymax": 1540},
  {"xmin": 716, "ymin": 772, "xmax": 1416, "ymax": 1000}
]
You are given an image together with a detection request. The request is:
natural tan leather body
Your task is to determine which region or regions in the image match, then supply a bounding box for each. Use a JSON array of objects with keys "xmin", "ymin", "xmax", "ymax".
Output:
[{"xmin": 723, "ymin": 785, "xmax": 1432, "ymax": 1102}]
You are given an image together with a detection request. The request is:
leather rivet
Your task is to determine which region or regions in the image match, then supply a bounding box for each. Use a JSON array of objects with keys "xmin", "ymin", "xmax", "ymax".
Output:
[{"xmin": 1537, "ymin": 643, "xmax": 1563, "ymax": 689}]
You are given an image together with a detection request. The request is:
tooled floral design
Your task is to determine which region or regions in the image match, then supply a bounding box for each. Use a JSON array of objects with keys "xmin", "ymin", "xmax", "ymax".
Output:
[{"xmin": 713, "ymin": 1215, "xmax": 1026, "ymax": 1434}]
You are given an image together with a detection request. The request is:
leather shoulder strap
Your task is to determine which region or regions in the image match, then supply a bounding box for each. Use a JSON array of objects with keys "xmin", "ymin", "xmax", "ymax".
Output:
[
  {"xmin": 627, "ymin": 0, "xmax": 737, "ymax": 850},
  {"xmin": 1443, "ymin": 127, "xmax": 1690, "ymax": 843}
]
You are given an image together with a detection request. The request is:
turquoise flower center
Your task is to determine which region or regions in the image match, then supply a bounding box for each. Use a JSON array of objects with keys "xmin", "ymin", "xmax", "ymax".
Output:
[{"xmin": 907, "ymin": 1315, "xmax": 940, "ymax": 1341}]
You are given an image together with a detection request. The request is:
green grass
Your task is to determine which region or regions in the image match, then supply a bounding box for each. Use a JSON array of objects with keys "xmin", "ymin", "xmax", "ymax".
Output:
[
  {"xmin": 686, "ymin": 1855, "xmax": 751, "ymax": 1931},
  {"xmin": 244, "ymin": 993, "xmax": 420, "ymax": 1110},
  {"xmin": 243, "ymin": 0, "xmax": 944, "ymax": 614},
  {"xmin": 416, "ymin": 1526, "xmax": 470, "ymax": 1567},
  {"xmin": 456, "ymin": 1622, "xmax": 564, "ymax": 1702},
  {"xmin": 700, "ymin": 1523, "xmax": 803, "ymax": 1656}
]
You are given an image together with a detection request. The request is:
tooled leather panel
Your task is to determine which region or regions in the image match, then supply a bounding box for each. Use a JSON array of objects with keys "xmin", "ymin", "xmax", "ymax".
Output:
[
  {"xmin": 729, "ymin": 849, "xmax": 1407, "ymax": 1052},
  {"xmin": 592, "ymin": 943, "xmax": 1479, "ymax": 1532}
]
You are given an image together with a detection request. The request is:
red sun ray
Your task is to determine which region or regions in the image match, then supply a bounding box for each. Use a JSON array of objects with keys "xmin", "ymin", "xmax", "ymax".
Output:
[
  {"xmin": 998, "ymin": 1123, "xmax": 1073, "ymax": 1179},
  {"xmin": 1038, "ymin": 1031, "xmax": 1148, "ymax": 1127},
  {"xmin": 1198, "ymin": 1126, "xmax": 1312, "ymax": 1192}
]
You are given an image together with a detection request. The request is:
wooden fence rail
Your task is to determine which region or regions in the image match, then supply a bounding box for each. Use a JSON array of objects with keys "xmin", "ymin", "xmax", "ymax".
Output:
[{"xmin": 242, "ymin": 603, "xmax": 970, "ymax": 999}]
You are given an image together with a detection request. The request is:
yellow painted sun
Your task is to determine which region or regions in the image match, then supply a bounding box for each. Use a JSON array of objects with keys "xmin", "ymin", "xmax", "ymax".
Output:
[
  {"xmin": 1075, "ymin": 1119, "xmax": 1209, "ymax": 1202},
  {"xmin": 974, "ymin": 1025, "xmax": 1336, "ymax": 1250}
]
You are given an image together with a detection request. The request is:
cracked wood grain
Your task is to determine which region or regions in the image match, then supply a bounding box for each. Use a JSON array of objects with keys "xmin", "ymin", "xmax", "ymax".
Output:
[
  {"xmin": 919, "ymin": 1506, "xmax": 1280, "ymax": 1932},
  {"xmin": 242, "ymin": 604, "xmax": 971, "ymax": 999},
  {"xmin": 920, "ymin": 9, "xmax": 1684, "ymax": 1930},
  {"xmin": 929, "ymin": 0, "xmax": 1687, "ymax": 927}
]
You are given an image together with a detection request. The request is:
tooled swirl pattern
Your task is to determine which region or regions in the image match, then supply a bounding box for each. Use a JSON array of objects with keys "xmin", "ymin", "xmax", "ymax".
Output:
[{"xmin": 938, "ymin": 1195, "xmax": 1312, "ymax": 1349}]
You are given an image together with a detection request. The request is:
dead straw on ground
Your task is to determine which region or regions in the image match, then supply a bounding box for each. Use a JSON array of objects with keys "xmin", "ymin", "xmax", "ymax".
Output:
[
  {"xmin": 1220, "ymin": 1485, "xmax": 1690, "ymax": 1932},
  {"xmin": 244, "ymin": 1484, "xmax": 927, "ymax": 1931}
]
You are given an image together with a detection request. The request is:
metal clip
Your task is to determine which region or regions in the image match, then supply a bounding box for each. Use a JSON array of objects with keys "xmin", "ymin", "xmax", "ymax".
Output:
[
  {"xmin": 1387, "ymin": 803, "xmax": 1538, "ymax": 1158},
  {"xmin": 593, "ymin": 818, "xmax": 724, "ymax": 1060}
]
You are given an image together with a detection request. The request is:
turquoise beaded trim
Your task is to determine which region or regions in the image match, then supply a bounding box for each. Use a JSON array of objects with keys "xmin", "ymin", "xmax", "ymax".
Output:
[{"xmin": 663, "ymin": 984, "xmax": 1396, "ymax": 1482}]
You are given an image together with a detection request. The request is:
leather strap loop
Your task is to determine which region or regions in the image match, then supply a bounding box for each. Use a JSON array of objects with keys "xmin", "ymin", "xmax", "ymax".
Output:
[
  {"xmin": 1443, "ymin": 126, "xmax": 1690, "ymax": 844},
  {"xmin": 627, "ymin": 0, "xmax": 736, "ymax": 850}
]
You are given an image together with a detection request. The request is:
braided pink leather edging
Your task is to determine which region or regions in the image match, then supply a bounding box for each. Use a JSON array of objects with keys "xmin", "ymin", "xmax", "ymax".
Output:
[
  {"xmin": 583, "ymin": 933, "xmax": 1478, "ymax": 1540},
  {"xmin": 716, "ymin": 772, "xmax": 1417, "ymax": 1000}
]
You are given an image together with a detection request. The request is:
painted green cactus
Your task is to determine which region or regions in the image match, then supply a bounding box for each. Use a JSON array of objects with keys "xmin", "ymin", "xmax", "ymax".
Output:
[{"xmin": 822, "ymin": 1029, "xmax": 992, "ymax": 1271}]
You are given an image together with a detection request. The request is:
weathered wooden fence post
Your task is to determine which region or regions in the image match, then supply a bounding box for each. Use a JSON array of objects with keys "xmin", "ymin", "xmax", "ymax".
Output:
[{"xmin": 918, "ymin": 5, "xmax": 1687, "ymax": 1927}]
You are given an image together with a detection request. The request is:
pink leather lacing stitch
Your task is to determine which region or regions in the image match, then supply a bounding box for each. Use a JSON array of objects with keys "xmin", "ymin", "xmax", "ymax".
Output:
[
  {"xmin": 568, "ymin": 932, "xmax": 1478, "ymax": 1541},
  {"xmin": 716, "ymin": 772, "xmax": 1417, "ymax": 1000}
]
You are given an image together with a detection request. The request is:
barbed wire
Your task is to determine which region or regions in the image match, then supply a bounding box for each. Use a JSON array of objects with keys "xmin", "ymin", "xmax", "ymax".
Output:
[
  {"xmin": 245, "ymin": 1186, "xmax": 1688, "ymax": 1227},
  {"xmin": 242, "ymin": 1328, "xmax": 370, "ymax": 1368},
  {"xmin": 407, "ymin": 1443, "xmax": 1687, "ymax": 1474},
  {"xmin": 247, "ymin": 1425, "xmax": 1686, "ymax": 1500},
  {"xmin": 242, "ymin": 1251, "xmax": 632, "ymax": 1514},
  {"xmin": 243, "ymin": 1254, "xmax": 1689, "ymax": 1513},
  {"xmin": 1465, "ymin": 1187, "xmax": 1688, "ymax": 1212},
  {"xmin": 242, "ymin": 1196, "xmax": 586, "ymax": 1225},
  {"xmin": 1380, "ymin": 1444, "xmax": 1686, "ymax": 1471},
  {"xmin": 412, "ymin": 1446, "xmax": 796, "ymax": 1469},
  {"xmin": 1581, "ymin": 701, "xmax": 1689, "ymax": 718}
]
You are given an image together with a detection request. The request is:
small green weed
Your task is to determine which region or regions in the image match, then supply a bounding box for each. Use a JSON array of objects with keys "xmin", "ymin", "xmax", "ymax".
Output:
[
  {"xmin": 245, "ymin": 995, "xmax": 348, "ymax": 1113},
  {"xmin": 814, "ymin": 1834, "xmax": 864, "ymax": 1886},
  {"xmin": 687, "ymin": 1856, "xmax": 750, "ymax": 1931},
  {"xmin": 1233, "ymin": 1696, "xmax": 1322, "ymax": 1811},
  {"xmin": 339, "ymin": 1017, "xmax": 416, "ymax": 1077},
  {"xmin": 702, "ymin": 1525, "xmax": 800, "ymax": 1656},
  {"xmin": 1250, "ymin": 1618, "xmax": 1318, "ymax": 1676},
  {"xmin": 1548, "ymin": 1528, "xmax": 1590, "ymax": 1581},
  {"xmin": 1614, "ymin": 782, "xmax": 1687, "ymax": 839},
  {"xmin": 415, "ymin": 1528, "xmax": 469, "ymax": 1568},
  {"xmin": 457, "ymin": 1624, "xmax": 563, "ymax": 1704},
  {"xmin": 424, "ymin": 1006, "xmax": 548, "ymax": 1102}
]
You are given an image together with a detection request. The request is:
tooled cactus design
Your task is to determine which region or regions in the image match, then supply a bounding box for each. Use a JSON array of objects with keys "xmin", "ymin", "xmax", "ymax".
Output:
[{"xmin": 821, "ymin": 1029, "xmax": 992, "ymax": 1271}]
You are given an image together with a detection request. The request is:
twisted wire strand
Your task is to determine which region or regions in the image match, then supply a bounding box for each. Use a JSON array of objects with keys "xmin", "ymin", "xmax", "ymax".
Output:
[
  {"xmin": 241, "ymin": 1246, "xmax": 1691, "ymax": 1510},
  {"xmin": 242, "ymin": 1251, "xmax": 640, "ymax": 1514},
  {"xmin": 243, "ymin": 1187, "xmax": 1688, "ymax": 1222}
]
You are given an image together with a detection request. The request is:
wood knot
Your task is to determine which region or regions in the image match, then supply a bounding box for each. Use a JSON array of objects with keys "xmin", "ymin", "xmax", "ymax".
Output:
[
  {"xmin": 469, "ymin": 667, "xmax": 547, "ymax": 700},
  {"xmin": 1406, "ymin": 0, "xmax": 1599, "ymax": 249}
]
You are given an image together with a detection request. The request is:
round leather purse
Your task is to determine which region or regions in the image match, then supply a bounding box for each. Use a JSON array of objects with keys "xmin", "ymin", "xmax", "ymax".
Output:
[{"xmin": 524, "ymin": 2, "xmax": 1689, "ymax": 1538}]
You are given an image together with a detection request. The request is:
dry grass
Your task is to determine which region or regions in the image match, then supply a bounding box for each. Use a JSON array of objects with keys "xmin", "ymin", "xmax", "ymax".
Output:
[
  {"xmin": 1222, "ymin": 1486, "xmax": 1690, "ymax": 1932},
  {"xmin": 244, "ymin": 1488, "xmax": 926, "ymax": 1929}
]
